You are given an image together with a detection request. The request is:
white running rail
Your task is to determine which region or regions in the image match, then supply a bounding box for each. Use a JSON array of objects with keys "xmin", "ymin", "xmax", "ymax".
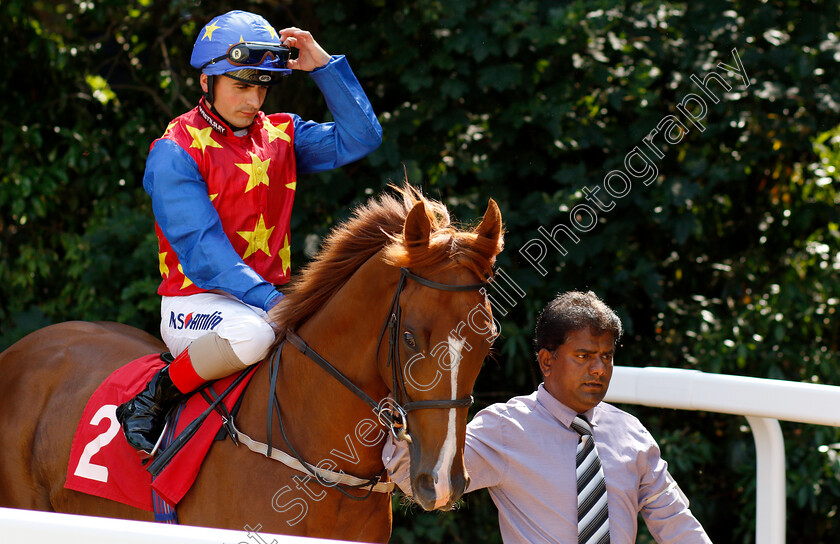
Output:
[
  {"xmin": 0, "ymin": 506, "xmax": 350, "ymax": 544},
  {"xmin": 4, "ymin": 367, "xmax": 837, "ymax": 543},
  {"xmin": 606, "ymin": 366, "xmax": 840, "ymax": 544}
]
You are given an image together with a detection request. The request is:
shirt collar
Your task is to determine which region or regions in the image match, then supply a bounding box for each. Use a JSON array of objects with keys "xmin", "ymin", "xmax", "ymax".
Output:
[
  {"xmin": 198, "ymin": 98, "xmax": 230, "ymax": 136},
  {"xmin": 536, "ymin": 383, "xmax": 598, "ymax": 430}
]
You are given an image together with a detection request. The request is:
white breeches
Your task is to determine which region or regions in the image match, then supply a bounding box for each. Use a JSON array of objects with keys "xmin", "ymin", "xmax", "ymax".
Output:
[{"xmin": 160, "ymin": 292, "xmax": 277, "ymax": 366}]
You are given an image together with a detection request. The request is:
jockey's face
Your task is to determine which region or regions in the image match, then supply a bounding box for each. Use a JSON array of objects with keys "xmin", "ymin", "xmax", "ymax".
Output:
[{"xmin": 201, "ymin": 73, "xmax": 268, "ymax": 128}]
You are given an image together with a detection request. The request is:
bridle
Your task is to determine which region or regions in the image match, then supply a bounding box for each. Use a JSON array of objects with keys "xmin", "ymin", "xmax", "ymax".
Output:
[{"xmin": 286, "ymin": 266, "xmax": 488, "ymax": 444}]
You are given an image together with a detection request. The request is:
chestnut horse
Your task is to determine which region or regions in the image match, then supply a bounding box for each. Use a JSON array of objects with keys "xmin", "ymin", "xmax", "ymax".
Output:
[{"xmin": 0, "ymin": 185, "xmax": 503, "ymax": 542}]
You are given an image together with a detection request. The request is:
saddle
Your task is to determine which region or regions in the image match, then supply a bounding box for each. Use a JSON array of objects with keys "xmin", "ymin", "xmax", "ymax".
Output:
[{"xmin": 64, "ymin": 353, "xmax": 256, "ymax": 511}]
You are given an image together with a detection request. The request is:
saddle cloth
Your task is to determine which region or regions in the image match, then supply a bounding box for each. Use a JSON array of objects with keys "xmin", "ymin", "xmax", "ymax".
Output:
[{"xmin": 64, "ymin": 354, "xmax": 256, "ymax": 510}]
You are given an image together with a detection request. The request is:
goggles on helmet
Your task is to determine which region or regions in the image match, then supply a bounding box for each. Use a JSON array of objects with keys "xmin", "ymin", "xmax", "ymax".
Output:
[{"xmin": 201, "ymin": 42, "xmax": 291, "ymax": 70}]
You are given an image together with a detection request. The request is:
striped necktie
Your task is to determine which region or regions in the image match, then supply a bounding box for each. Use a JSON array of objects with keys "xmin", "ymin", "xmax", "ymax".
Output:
[{"xmin": 571, "ymin": 414, "xmax": 610, "ymax": 544}]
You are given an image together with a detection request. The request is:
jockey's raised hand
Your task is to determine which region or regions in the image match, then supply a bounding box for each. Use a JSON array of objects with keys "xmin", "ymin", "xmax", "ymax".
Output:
[{"xmin": 279, "ymin": 28, "xmax": 331, "ymax": 72}]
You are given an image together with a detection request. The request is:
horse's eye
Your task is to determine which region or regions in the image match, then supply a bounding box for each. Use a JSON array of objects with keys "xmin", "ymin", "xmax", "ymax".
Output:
[{"xmin": 403, "ymin": 331, "xmax": 416, "ymax": 349}]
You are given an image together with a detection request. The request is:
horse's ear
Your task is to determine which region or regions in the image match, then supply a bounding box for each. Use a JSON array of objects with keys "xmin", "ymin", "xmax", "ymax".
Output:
[
  {"xmin": 404, "ymin": 201, "xmax": 432, "ymax": 252},
  {"xmin": 475, "ymin": 199, "xmax": 503, "ymax": 255}
]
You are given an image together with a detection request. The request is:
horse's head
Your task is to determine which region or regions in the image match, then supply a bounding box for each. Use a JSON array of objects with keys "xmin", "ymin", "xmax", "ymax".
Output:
[
  {"xmin": 379, "ymin": 195, "xmax": 504, "ymax": 511},
  {"xmin": 271, "ymin": 184, "xmax": 503, "ymax": 512}
]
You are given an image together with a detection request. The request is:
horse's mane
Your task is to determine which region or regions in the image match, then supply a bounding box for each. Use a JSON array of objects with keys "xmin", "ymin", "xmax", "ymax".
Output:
[{"xmin": 272, "ymin": 182, "xmax": 501, "ymax": 332}]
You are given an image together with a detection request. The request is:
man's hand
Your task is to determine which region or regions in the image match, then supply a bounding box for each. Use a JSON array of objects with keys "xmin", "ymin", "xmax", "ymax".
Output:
[
  {"xmin": 279, "ymin": 28, "xmax": 331, "ymax": 71},
  {"xmin": 382, "ymin": 432, "xmax": 414, "ymax": 497}
]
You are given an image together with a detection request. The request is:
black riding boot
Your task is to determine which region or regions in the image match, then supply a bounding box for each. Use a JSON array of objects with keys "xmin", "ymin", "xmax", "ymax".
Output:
[{"xmin": 116, "ymin": 365, "xmax": 185, "ymax": 455}]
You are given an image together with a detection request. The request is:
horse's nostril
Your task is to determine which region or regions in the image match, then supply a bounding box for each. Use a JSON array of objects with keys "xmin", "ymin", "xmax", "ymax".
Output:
[
  {"xmin": 446, "ymin": 471, "xmax": 467, "ymax": 504},
  {"xmin": 413, "ymin": 472, "xmax": 436, "ymax": 500}
]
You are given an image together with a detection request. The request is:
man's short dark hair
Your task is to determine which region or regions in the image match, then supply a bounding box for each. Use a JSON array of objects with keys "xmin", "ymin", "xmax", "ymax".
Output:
[{"xmin": 534, "ymin": 291, "xmax": 623, "ymax": 353}]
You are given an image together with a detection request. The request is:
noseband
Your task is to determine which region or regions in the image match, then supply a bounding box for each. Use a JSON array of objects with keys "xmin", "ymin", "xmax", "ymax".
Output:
[{"xmin": 286, "ymin": 267, "xmax": 487, "ymax": 443}]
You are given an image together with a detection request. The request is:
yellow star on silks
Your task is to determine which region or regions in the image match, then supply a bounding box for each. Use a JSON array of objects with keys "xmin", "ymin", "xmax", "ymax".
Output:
[
  {"xmin": 278, "ymin": 234, "xmax": 291, "ymax": 275},
  {"xmin": 238, "ymin": 215, "xmax": 275, "ymax": 259},
  {"xmin": 202, "ymin": 20, "xmax": 221, "ymax": 41},
  {"xmin": 186, "ymin": 124, "xmax": 222, "ymax": 154},
  {"xmin": 177, "ymin": 265, "xmax": 194, "ymax": 289},
  {"xmin": 209, "ymin": 193, "xmax": 218, "ymax": 201},
  {"xmin": 263, "ymin": 119, "xmax": 291, "ymax": 144},
  {"xmin": 262, "ymin": 22, "xmax": 279, "ymax": 40},
  {"xmin": 236, "ymin": 152, "xmax": 271, "ymax": 192},
  {"xmin": 285, "ymin": 181, "xmax": 297, "ymax": 191},
  {"xmin": 158, "ymin": 252, "xmax": 170, "ymax": 278},
  {"xmin": 162, "ymin": 120, "xmax": 177, "ymax": 138}
]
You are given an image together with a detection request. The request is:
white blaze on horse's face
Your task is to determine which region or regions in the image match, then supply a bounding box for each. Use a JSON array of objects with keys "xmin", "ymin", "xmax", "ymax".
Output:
[
  {"xmin": 431, "ymin": 334, "xmax": 464, "ymax": 509},
  {"xmin": 397, "ymin": 196, "xmax": 503, "ymax": 512}
]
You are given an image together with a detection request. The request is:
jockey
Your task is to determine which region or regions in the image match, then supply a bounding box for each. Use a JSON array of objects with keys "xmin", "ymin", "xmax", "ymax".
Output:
[{"xmin": 116, "ymin": 10, "xmax": 382, "ymax": 455}]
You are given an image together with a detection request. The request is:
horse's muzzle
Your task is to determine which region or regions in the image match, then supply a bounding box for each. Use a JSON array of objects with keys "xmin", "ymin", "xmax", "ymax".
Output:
[{"xmin": 411, "ymin": 469, "xmax": 468, "ymax": 511}]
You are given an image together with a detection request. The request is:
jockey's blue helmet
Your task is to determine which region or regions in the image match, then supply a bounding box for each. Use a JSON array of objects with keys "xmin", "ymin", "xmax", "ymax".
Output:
[{"xmin": 190, "ymin": 10, "xmax": 291, "ymax": 90}]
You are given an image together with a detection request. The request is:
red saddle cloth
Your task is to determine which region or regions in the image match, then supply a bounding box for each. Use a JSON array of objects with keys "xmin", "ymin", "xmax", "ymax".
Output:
[{"xmin": 64, "ymin": 354, "xmax": 256, "ymax": 511}]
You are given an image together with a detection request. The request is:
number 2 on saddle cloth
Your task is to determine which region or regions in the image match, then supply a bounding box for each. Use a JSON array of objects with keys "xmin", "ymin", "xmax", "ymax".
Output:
[{"xmin": 64, "ymin": 353, "xmax": 255, "ymax": 512}]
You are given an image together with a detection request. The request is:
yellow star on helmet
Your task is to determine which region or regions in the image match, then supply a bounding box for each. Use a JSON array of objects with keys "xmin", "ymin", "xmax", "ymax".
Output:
[
  {"xmin": 278, "ymin": 234, "xmax": 291, "ymax": 275},
  {"xmin": 177, "ymin": 265, "xmax": 194, "ymax": 289},
  {"xmin": 236, "ymin": 152, "xmax": 271, "ymax": 192},
  {"xmin": 186, "ymin": 124, "xmax": 223, "ymax": 153},
  {"xmin": 158, "ymin": 252, "xmax": 169, "ymax": 278},
  {"xmin": 202, "ymin": 20, "xmax": 221, "ymax": 41},
  {"xmin": 264, "ymin": 119, "xmax": 291, "ymax": 144},
  {"xmin": 238, "ymin": 215, "xmax": 275, "ymax": 259},
  {"xmin": 262, "ymin": 22, "xmax": 279, "ymax": 40}
]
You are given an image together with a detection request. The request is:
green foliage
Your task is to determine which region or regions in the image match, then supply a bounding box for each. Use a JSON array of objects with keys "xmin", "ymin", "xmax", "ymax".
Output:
[{"xmin": 3, "ymin": 0, "xmax": 840, "ymax": 542}]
